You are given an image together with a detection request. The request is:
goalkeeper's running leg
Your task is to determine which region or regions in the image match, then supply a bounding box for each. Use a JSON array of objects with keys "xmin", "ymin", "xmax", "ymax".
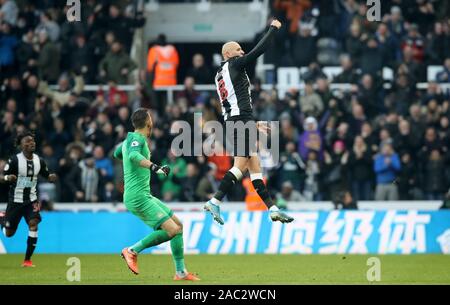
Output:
[
  {"xmin": 170, "ymin": 215, "xmax": 200, "ymax": 281},
  {"xmin": 121, "ymin": 217, "xmax": 179, "ymax": 275}
]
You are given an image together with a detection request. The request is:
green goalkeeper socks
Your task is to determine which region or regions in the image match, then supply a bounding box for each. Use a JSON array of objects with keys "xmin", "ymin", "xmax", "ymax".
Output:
[
  {"xmin": 170, "ymin": 233, "xmax": 186, "ymax": 273},
  {"xmin": 129, "ymin": 230, "xmax": 186, "ymax": 273},
  {"xmin": 130, "ymin": 230, "xmax": 171, "ymax": 253}
]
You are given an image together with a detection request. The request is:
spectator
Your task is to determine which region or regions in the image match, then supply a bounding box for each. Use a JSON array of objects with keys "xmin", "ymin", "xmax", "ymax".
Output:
[
  {"xmin": 276, "ymin": 181, "xmax": 304, "ymax": 202},
  {"xmin": 186, "ymin": 53, "xmax": 212, "ymax": 84},
  {"xmin": 147, "ymin": 33, "xmax": 179, "ymax": 87},
  {"xmin": 292, "ymin": 23, "xmax": 316, "ymax": 67},
  {"xmin": 333, "ymin": 191, "xmax": 358, "ymax": 210},
  {"xmin": 360, "ymin": 36, "xmax": 384, "ymax": 77},
  {"xmin": 420, "ymin": 127, "xmax": 446, "ymax": 159},
  {"xmin": 386, "ymin": 6, "xmax": 406, "ymax": 46},
  {"xmin": 300, "ymin": 82, "xmax": 323, "ymax": 117},
  {"xmin": 181, "ymin": 163, "xmax": 200, "ymax": 202},
  {"xmin": 36, "ymin": 30, "xmax": 60, "ymax": 83},
  {"xmin": 436, "ymin": 58, "xmax": 450, "ymax": 83},
  {"xmin": 195, "ymin": 162, "xmax": 218, "ymax": 202},
  {"xmin": 277, "ymin": 141, "xmax": 304, "ymax": 191},
  {"xmin": 48, "ymin": 118, "xmax": 71, "ymax": 159},
  {"xmin": 345, "ymin": 22, "xmax": 363, "ymax": 66},
  {"xmin": 69, "ymin": 34, "xmax": 94, "ymax": 82},
  {"xmin": 323, "ymin": 140, "xmax": 349, "ymax": 200},
  {"xmin": 427, "ymin": 22, "xmax": 450, "ymax": 64},
  {"xmin": 38, "ymin": 73, "xmax": 85, "ymax": 107},
  {"xmin": 303, "ymin": 150, "xmax": 321, "ymax": 201},
  {"xmin": 0, "ymin": 111, "xmax": 16, "ymax": 158},
  {"xmin": 397, "ymin": 152, "xmax": 422, "ymax": 200},
  {"xmin": 349, "ymin": 103, "xmax": 366, "ymax": 135},
  {"xmin": 375, "ymin": 22, "xmax": 398, "ymax": 66},
  {"xmin": 35, "ymin": 11, "xmax": 60, "ymax": 42},
  {"xmin": 0, "ymin": 22, "xmax": 18, "ymax": 76},
  {"xmin": 99, "ymin": 41, "xmax": 137, "ymax": 84},
  {"xmin": 0, "ymin": 0, "xmax": 18, "ymax": 26},
  {"xmin": 408, "ymin": 104, "xmax": 426, "ymax": 139},
  {"xmin": 58, "ymin": 144, "xmax": 84, "ymax": 202},
  {"xmin": 159, "ymin": 149, "xmax": 187, "ymax": 201},
  {"xmin": 176, "ymin": 76, "xmax": 200, "ymax": 108},
  {"xmin": 401, "ymin": 23, "xmax": 425, "ymax": 63},
  {"xmin": 78, "ymin": 157, "xmax": 100, "ymax": 202},
  {"xmin": 100, "ymin": 4, "xmax": 145, "ymax": 51},
  {"xmin": 207, "ymin": 141, "xmax": 231, "ymax": 181},
  {"xmin": 394, "ymin": 119, "xmax": 421, "ymax": 155},
  {"xmin": 299, "ymin": 116, "xmax": 323, "ymax": 160},
  {"xmin": 357, "ymin": 74, "xmax": 380, "ymax": 119},
  {"xmin": 102, "ymin": 182, "xmax": 119, "ymax": 203},
  {"xmin": 93, "ymin": 145, "xmax": 114, "ymax": 182},
  {"xmin": 333, "ymin": 54, "xmax": 359, "ymax": 84},
  {"xmin": 374, "ymin": 141, "xmax": 401, "ymax": 201},
  {"xmin": 41, "ymin": 143, "xmax": 58, "ymax": 173},
  {"xmin": 421, "ymin": 149, "xmax": 448, "ymax": 200},
  {"xmin": 348, "ymin": 135, "xmax": 374, "ymax": 201}
]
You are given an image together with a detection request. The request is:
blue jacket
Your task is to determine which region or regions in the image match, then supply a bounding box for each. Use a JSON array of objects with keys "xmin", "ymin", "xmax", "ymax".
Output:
[
  {"xmin": 95, "ymin": 158, "xmax": 114, "ymax": 180},
  {"xmin": 374, "ymin": 153, "xmax": 401, "ymax": 184},
  {"xmin": 0, "ymin": 34, "xmax": 18, "ymax": 66}
]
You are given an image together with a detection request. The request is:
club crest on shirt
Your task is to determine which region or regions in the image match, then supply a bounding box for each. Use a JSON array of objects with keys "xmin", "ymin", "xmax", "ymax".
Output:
[{"xmin": 131, "ymin": 141, "xmax": 139, "ymax": 147}]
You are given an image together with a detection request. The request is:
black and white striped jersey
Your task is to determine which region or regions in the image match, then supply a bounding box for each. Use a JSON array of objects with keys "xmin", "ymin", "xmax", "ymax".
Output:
[
  {"xmin": 215, "ymin": 26, "xmax": 277, "ymax": 121},
  {"xmin": 3, "ymin": 152, "xmax": 50, "ymax": 204}
]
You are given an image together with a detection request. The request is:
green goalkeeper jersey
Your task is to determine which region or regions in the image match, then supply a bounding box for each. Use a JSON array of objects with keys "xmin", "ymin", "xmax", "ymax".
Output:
[{"xmin": 114, "ymin": 132, "xmax": 151, "ymax": 200}]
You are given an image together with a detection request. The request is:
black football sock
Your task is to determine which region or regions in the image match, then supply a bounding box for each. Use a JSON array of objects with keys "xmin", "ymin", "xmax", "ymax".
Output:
[
  {"xmin": 251, "ymin": 174, "xmax": 276, "ymax": 209},
  {"xmin": 213, "ymin": 167, "xmax": 243, "ymax": 202},
  {"xmin": 25, "ymin": 231, "xmax": 38, "ymax": 261}
]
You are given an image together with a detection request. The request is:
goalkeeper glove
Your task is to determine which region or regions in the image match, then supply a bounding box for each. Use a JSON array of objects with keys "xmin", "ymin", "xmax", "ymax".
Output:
[{"xmin": 150, "ymin": 163, "xmax": 170, "ymax": 176}]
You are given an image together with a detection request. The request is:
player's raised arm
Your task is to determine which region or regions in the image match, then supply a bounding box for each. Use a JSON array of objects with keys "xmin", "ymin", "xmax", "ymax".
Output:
[{"xmin": 233, "ymin": 19, "xmax": 281, "ymax": 68}]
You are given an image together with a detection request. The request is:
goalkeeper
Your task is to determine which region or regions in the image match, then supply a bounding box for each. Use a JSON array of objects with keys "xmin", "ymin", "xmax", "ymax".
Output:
[{"xmin": 113, "ymin": 108, "xmax": 199, "ymax": 281}]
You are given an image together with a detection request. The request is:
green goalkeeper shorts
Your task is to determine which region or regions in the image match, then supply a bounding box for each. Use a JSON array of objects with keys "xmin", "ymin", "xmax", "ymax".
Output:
[{"xmin": 125, "ymin": 195, "xmax": 174, "ymax": 230}]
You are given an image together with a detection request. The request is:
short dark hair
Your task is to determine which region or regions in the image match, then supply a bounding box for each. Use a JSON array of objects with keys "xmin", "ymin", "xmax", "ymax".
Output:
[
  {"xmin": 16, "ymin": 131, "xmax": 35, "ymax": 147},
  {"xmin": 131, "ymin": 108, "xmax": 150, "ymax": 129}
]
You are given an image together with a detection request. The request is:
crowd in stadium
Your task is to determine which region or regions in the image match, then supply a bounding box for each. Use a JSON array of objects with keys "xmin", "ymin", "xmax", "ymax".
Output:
[{"xmin": 1, "ymin": 0, "xmax": 450, "ymax": 205}]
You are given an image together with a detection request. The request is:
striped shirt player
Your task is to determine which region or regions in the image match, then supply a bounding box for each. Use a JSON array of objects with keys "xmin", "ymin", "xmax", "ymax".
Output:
[
  {"xmin": 214, "ymin": 25, "xmax": 276, "ymax": 122},
  {"xmin": 5, "ymin": 152, "xmax": 50, "ymax": 204},
  {"xmin": 204, "ymin": 19, "xmax": 294, "ymax": 226},
  {"xmin": 0, "ymin": 132, "xmax": 57, "ymax": 267}
]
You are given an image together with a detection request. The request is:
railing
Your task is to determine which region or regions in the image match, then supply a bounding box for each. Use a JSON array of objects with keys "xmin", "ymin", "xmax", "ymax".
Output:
[{"xmin": 51, "ymin": 82, "xmax": 450, "ymax": 105}]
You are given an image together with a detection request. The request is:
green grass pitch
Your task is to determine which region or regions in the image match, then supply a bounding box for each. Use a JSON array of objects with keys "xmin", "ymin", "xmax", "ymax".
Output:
[{"xmin": 1, "ymin": 254, "xmax": 449, "ymax": 284}]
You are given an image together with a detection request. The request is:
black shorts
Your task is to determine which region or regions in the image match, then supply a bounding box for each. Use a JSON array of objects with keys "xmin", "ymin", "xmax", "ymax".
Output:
[
  {"xmin": 225, "ymin": 116, "xmax": 258, "ymax": 157},
  {"xmin": 4, "ymin": 201, "xmax": 42, "ymax": 231}
]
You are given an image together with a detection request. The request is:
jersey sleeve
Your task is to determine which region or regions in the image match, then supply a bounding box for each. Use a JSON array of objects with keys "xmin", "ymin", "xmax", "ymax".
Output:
[
  {"xmin": 232, "ymin": 26, "xmax": 277, "ymax": 69},
  {"xmin": 113, "ymin": 142, "xmax": 123, "ymax": 160},
  {"xmin": 127, "ymin": 136, "xmax": 147, "ymax": 164},
  {"xmin": 39, "ymin": 158, "xmax": 50, "ymax": 179}
]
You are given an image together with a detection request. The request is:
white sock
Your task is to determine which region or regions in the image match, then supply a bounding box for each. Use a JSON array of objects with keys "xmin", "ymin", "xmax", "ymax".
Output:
[
  {"xmin": 2, "ymin": 227, "xmax": 6, "ymax": 236},
  {"xmin": 269, "ymin": 206, "xmax": 279, "ymax": 212},
  {"xmin": 210, "ymin": 197, "xmax": 221, "ymax": 205},
  {"xmin": 29, "ymin": 231, "xmax": 38, "ymax": 238}
]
